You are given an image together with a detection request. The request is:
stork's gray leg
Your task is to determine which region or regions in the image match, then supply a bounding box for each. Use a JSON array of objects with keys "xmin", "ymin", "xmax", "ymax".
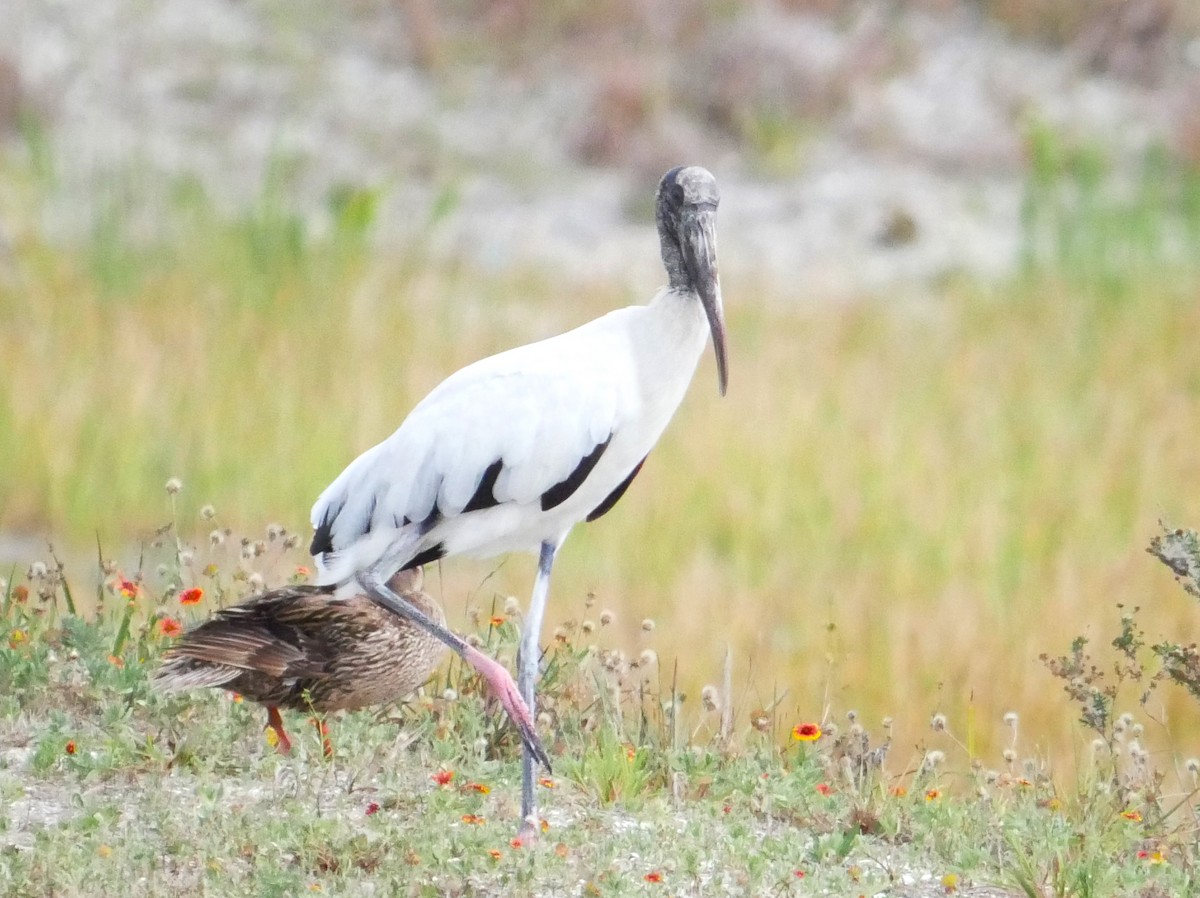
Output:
[
  {"xmin": 360, "ymin": 567, "xmax": 551, "ymax": 771},
  {"xmin": 518, "ymin": 538, "xmax": 560, "ymax": 836}
]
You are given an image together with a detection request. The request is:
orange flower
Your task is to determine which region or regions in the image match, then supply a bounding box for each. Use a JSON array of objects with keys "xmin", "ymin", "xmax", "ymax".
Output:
[
  {"xmin": 925, "ymin": 789, "xmax": 941, "ymax": 802},
  {"xmin": 295, "ymin": 566, "xmax": 312, "ymax": 577},
  {"xmin": 106, "ymin": 654, "xmax": 125, "ymax": 668},
  {"xmin": 644, "ymin": 871, "xmax": 663, "ymax": 883},
  {"xmin": 118, "ymin": 579, "xmax": 139, "ymax": 599},
  {"xmin": 794, "ymin": 870, "xmax": 806, "ymax": 879},
  {"xmin": 792, "ymin": 723, "xmax": 821, "ymax": 741},
  {"xmin": 432, "ymin": 770, "xmax": 454, "ymax": 787},
  {"xmin": 461, "ymin": 814, "xmax": 485, "ymax": 825},
  {"xmin": 509, "ymin": 837, "xmax": 523, "ymax": 849},
  {"xmin": 65, "ymin": 740, "xmax": 77, "ymax": 755},
  {"xmin": 490, "ymin": 615, "xmax": 505, "ymax": 627},
  {"xmin": 178, "ymin": 587, "xmax": 204, "ymax": 606},
  {"xmin": 815, "ymin": 783, "xmax": 833, "ymax": 796},
  {"xmin": 487, "ymin": 848, "xmax": 502, "ymax": 860},
  {"xmin": 538, "ymin": 777, "xmax": 556, "ymax": 789},
  {"xmin": 891, "ymin": 786, "xmax": 908, "ymax": 797},
  {"xmin": 540, "ymin": 818, "xmax": 549, "ymax": 833},
  {"xmin": 1121, "ymin": 809, "xmax": 1143, "ymax": 822},
  {"xmin": 158, "ymin": 617, "xmax": 183, "ymax": 638},
  {"xmin": 12, "ymin": 584, "xmax": 28, "ymax": 603},
  {"xmin": 1137, "ymin": 849, "xmax": 1165, "ymax": 864},
  {"xmin": 228, "ymin": 691, "xmax": 244, "ymax": 703},
  {"xmin": 467, "ymin": 782, "xmax": 491, "ymax": 794}
]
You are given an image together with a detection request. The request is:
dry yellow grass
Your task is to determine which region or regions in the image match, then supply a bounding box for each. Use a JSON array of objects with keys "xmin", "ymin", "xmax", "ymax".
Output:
[{"xmin": 3, "ymin": 176, "xmax": 1200, "ymax": 777}]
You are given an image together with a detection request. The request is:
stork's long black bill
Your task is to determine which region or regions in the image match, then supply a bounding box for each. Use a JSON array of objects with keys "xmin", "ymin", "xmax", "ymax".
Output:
[{"xmin": 681, "ymin": 208, "xmax": 728, "ymax": 396}]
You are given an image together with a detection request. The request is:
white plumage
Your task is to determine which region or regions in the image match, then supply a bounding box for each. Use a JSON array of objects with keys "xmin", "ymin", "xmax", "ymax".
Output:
[{"xmin": 309, "ymin": 165, "xmax": 728, "ymax": 835}]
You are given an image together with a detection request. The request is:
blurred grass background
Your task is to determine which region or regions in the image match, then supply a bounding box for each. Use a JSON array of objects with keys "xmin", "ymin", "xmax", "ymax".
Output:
[{"xmin": 3, "ymin": 0, "xmax": 1200, "ymax": 773}]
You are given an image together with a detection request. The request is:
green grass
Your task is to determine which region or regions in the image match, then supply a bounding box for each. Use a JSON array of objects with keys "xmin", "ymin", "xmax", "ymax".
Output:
[{"xmin": 2, "ymin": 567, "xmax": 1196, "ymax": 897}]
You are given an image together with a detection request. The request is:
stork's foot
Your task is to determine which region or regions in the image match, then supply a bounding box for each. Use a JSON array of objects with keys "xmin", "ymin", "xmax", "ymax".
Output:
[
  {"xmin": 516, "ymin": 814, "xmax": 541, "ymax": 846},
  {"xmin": 462, "ymin": 645, "xmax": 551, "ymax": 772}
]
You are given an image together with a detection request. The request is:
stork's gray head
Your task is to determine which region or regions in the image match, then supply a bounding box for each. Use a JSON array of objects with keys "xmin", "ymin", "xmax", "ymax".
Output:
[{"xmin": 656, "ymin": 165, "xmax": 727, "ymax": 396}]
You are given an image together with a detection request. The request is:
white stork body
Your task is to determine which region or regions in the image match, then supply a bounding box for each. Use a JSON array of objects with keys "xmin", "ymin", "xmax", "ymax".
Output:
[
  {"xmin": 309, "ymin": 166, "xmax": 727, "ymax": 836},
  {"xmin": 312, "ymin": 288, "xmax": 709, "ymax": 589}
]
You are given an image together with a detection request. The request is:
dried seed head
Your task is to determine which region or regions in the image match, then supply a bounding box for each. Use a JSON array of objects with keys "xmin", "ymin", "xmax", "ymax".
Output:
[
  {"xmin": 467, "ymin": 607, "xmax": 481, "ymax": 626},
  {"xmin": 823, "ymin": 723, "xmax": 839, "ymax": 739},
  {"xmin": 503, "ymin": 596, "xmax": 521, "ymax": 617},
  {"xmin": 641, "ymin": 618, "xmax": 655, "ymax": 632},
  {"xmin": 247, "ymin": 572, "xmax": 264, "ymax": 592},
  {"xmin": 283, "ymin": 534, "xmax": 301, "ymax": 550},
  {"xmin": 200, "ymin": 504, "xmax": 216, "ymax": 521},
  {"xmin": 882, "ymin": 716, "xmax": 894, "ymax": 731},
  {"xmin": 930, "ymin": 713, "xmax": 947, "ymax": 733},
  {"xmin": 1186, "ymin": 758, "xmax": 1200, "ymax": 774},
  {"xmin": 553, "ymin": 626, "xmax": 569, "ymax": 643},
  {"xmin": 1131, "ymin": 723, "xmax": 1144, "ymax": 739},
  {"xmin": 849, "ymin": 723, "xmax": 864, "ymax": 737},
  {"xmin": 178, "ymin": 548, "xmax": 194, "ymax": 565},
  {"xmin": 599, "ymin": 610, "xmax": 614, "ymax": 626},
  {"xmin": 156, "ymin": 564, "xmax": 169, "ymax": 578},
  {"xmin": 266, "ymin": 523, "xmax": 284, "ymax": 541},
  {"xmin": 101, "ymin": 560, "xmax": 117, "ymax": 576},
  {"xmin": 1091, "ymin": 738, "xmax": 1107, "ymax": 753},
  {"xmin": 638, "ymin": 649, "xmax": 657, "ymax": 668},
  {"xmin": 923, "ymin": 750, "xmax": 945, "ymax": 770},
  {"xmin": 1002, "ymin": 748, "xmax": 1017, "ymax": 763},
  {"xmin": 210, "ymin": 529, "xmax": 225, "ymax": 546},
  {"xmin": 165, "ymin": 477, "xmax": 183, "ymax": 495},
  {"xmin": 442, "ymin": 688, "xmax": 457, "ymax": 702},
  {"xmin": 537, "ymin": 712, "xmax": 552, "ymax": 728},
  {"xmin": 750, "ymin": 710, "xmax": 770, "ymax": 732},
  {"xmin": 1003, "ymin": 711, "xmax": 1018, "ymax": 727},
  {"xmin": 584, "ymin": 592, "xmax": 596, "ymax": 608},
  {"xmin": 985, "ymin": 769, "xmax": 999, "ymax": 784},
  {"xmin": 701, "ymin": 685, "xmax": 720, "ymax": 712},
  {"xmin": 1118, "ymin": 712, "xmax": 1134, "ymax": 728},
  {"xmin": 971, "ymin": 758, "xmax": 984, "ymax": 772},
  {"xmin": 28, "ymin": 561, "xmax": 48, "ymax": 579},
  {"xmin": 581, "ymin": 620, "xmax": 596, "ymax": 635},
  {"xmin": 240, "ymin": 543, "xmax": 254, "ymax": 560},
  {"xmin": 846, "ymin": 709, "xmax": 858, "ymax": 723},
  {"xmin": 253, "ymin": 540, "xmax": 267, "ymax": 557},
  {"xmin": 466, "ymin": 633, "xmax": 483, "ymax": 648}
]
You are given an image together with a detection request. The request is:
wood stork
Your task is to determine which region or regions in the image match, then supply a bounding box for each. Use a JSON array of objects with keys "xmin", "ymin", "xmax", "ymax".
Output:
[{"xmin": 310, "ymin": 165, "xmax": 727, "ymax": 833}]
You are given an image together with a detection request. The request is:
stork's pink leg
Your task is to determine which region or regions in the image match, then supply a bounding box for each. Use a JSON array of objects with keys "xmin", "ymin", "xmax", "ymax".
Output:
[{"xmin": 462, "ymin": 644, "xmax": 550, "ymax": 771}]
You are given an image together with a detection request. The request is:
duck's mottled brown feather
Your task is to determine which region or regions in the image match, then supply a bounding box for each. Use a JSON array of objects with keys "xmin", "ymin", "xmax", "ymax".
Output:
[{"xmin": 154, "ymin": 569, "xmax": 447, "ymax": 713}]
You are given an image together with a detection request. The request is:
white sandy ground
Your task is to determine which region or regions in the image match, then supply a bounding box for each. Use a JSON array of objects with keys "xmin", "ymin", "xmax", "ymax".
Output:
[{"xmin": 0, "ymin": 1, "xmax": 1196, "ymax": 301}]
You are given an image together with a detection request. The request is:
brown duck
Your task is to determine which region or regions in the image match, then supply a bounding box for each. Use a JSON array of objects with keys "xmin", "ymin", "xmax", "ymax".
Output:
[{"xmin": 154, "ymin": 568, "xmax": 446, "ymax": 755}]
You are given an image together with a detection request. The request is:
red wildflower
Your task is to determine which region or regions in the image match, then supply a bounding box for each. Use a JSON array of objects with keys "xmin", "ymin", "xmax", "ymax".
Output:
[
  {"xmin": 794, "ymin": 870, "xmax": 806, "ymax": 879},
  {"xmin": 644, "ymin": 871, "xmax": 663, "ymax": 883},
  {"xmin": 467, "ymin": 782, "xmax": 491, "ymax": 794},
  {"xmin": 106, "ymin": 654, "xmax": 124, "ymax": 668},
  {"xmin": 538, "ymin": 777, "xmax": 556, "ymax": 788},
  {"xmin": 487, "ymin": 848, "xmax": 502, "ymax": 860},
  {"xmin": 1122, "ymin": 809, "xmax": 1143, "ymax": 822},
  {"xmin": 158, "ymin": 617, "xmax": 183, "ymax": 638},
  {"xmin": 925, "ymin": 789, "xmax": 941, "ymax": 802},
  {"xmin": 65, "ymin": 740, "xmax": 77, "ymax": 755},
  {"xmin": 792, "ymin": 722, "xmax": 821, "ymax": 741},
  {"xmin": 510, "ymin": 837, "xmax": 523, "ymax": 849},
  {"xmin": 178, "ymin": 587, "xmax": 204, "ymax": 606},
  {"xmin": 365, "ymin": 802, "xmax": 380, "ymax": 816},
  {"xmin": 490, "ymin": 615, "xmax": 505, "ymax": 627},
  {"xmin": 118, "ymin": 579, "xmax": 138, "ymax": 599},
  {"xmin": 816, "ymin": 782, "xmax": 833, "ymax": 796},
  {"xmin": 461, "ymin": 814, "xmax": 485, "ymax": 825},
  {"xmin": 12, "ymin": 584, "xmax": 28, "ymax": 603},
  {"xmin": 432, "ymin": 769, "xmax": 454, "ymax": 787}
]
